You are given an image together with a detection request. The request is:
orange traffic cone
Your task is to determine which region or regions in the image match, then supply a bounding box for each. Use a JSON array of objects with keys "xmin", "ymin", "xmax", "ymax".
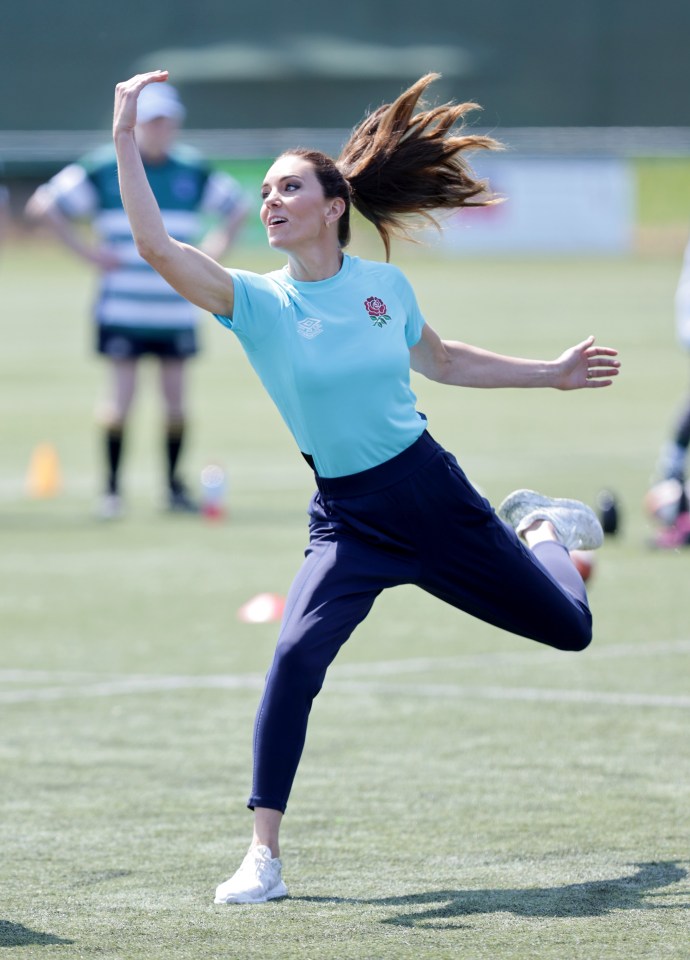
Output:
[{"xmin": 26, "ymin": 443, "xmax": 62, "ymax": 498}]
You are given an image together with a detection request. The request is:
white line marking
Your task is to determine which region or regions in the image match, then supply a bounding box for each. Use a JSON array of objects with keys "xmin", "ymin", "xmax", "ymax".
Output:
[
  {"xmin": 1, "ymin": 671, "xmax": 688, "ymax": 710},
  {"xmin": 0, "ymin": 670, "xmax": 114, "ymax": 683},
  {"xmin": 2, "ymin": 638, "xmax": 689, "ymax": 688},
  {"xmin": 327, "ymin": 680, "xmax": 690, "ymax": 709},
  {"xmin": 0, "ymin": 674, "xmax": 265, "ymax": 704},
  {"xmin": 2, "ymin": 640, "xmax": 688, "ymax": 707}
]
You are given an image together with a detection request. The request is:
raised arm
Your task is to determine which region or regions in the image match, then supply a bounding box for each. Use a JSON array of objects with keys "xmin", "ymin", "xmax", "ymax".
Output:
[
  {"xmin": 113, "ymin": 71, "xmax": 235, "ymax": 318},
  {"xmin": 410, "ymin": 323, "xmax": 620, "ymax": 390}
]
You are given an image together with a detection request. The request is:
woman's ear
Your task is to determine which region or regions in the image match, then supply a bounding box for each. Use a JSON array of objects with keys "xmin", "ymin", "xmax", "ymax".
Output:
[{"xmin": 325, "ymin": 196, "xmax": 346, "ymax": 226}]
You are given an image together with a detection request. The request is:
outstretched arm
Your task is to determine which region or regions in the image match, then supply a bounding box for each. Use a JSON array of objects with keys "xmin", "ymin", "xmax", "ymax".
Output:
[
  {"xmin": 113, "ymin": 70, "xmax": 235, "ymax": 318},
  {"xmin": 410, "ymin": 323, "xmax": 620, "ymax": 390}
]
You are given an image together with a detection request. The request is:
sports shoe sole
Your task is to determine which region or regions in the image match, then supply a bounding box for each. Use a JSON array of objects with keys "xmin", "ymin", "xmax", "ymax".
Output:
[
  {"xmin": 214, "ymin": 880, "xmax": 288, "ymax": 905},
  {"xmin": 498, "ymin": 489, "xmax": 603, "ymax": 551}
]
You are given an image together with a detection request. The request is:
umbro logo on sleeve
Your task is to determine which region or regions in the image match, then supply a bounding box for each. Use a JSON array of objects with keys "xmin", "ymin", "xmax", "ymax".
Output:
[{"xmin": 297, "ymin": 318, "xmax": 324, "ymax": 339}]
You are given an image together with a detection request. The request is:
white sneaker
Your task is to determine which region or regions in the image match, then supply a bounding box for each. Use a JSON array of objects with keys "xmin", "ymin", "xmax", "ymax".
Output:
[
  {"xmin": 498, "ymin": 489, "xmax": 603, "ymax": 551},
  {"xmin": 97, "ymin": 493, "xmax": 124, "ymax": 520},
  {"xmin": 214, "ymin": 845, "xmax": 288, "ymax": 904}
]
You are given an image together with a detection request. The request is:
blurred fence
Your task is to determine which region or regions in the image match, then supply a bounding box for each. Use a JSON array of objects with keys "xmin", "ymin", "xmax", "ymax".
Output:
[
  {"xmin": 3, "ymin": 126, "xmax": 690, "ymax": 254},
  {"xmin": 3, "ymin": 127, "xmax": 690, "ymax": 174}
]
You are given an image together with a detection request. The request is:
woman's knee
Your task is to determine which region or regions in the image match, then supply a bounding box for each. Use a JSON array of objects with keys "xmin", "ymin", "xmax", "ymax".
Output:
[
  {"xmin": 270, "ymin": 635, "xmax": 329, "ymax": 696},
  {"xmin": 555, "ymin": 611, "xmax": 593, "ymax": 652}
]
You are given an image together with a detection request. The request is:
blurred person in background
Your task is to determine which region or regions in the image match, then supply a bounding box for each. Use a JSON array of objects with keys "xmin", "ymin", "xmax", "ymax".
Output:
[
  {"xmin": 26, "ymin": 83, "xmax": 250, "ymax": 518},
  {"xmin": 0, "ymin": 184, "xmax": 9, "ymax": 247},
  {"xmin": 114, "ymin": 70, "xmax": 619, "ymax": 904},
  {"xmin": 649, "ymin": 237, "xmax": 690, "ymax": 547}
]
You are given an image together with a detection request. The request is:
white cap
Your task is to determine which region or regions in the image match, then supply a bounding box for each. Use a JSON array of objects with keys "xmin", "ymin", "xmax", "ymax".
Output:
[{"xmin": 136, "ymin": 83, "xmax": 186, "ymax": 125}]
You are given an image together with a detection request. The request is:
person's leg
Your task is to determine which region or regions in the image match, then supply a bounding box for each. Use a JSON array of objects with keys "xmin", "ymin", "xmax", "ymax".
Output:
[
  {"xmin": 216, "ymin": 503, "xmax": 416, "ymax": 903},
  {"xmin": 672, "ymin": 398, "xmax": 690, "ymax": 457},
  {"xmin": 160, "ymin": 357, "xmax": 185, "ymax": 484},
  {"xmin": 522, "ymin": 517, "xmax": 590, "ymax": 617},
  {"xmin": 249, "ymin": 533, "xmax": 408, "ymax": 817},
  {"xmin": 100, "ymin": 359, "xmax": 138, "ymax": 514},
  {"xmin": 215, "ymin": 538, "xmax": 383, "ymax": 904},
  {"xmin": 252, "ymin": 808, "xmax": 283, "ymax": 857},
  {"xmin": 160, "ymin": 358, "xmax": 197, "ymax": 510},
  {"xmin": 413, "ymin": 451, "xmax": 594, "ymax": 651},
  {"xmin": 657, "ymin": 394, "xmax": 690, "ymax": 487}
]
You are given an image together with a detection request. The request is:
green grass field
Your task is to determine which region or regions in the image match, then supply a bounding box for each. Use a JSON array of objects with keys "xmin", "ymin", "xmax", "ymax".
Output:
[{"xmin": 1, "ymin": 238, "xmax": 688, "ymax": 959}]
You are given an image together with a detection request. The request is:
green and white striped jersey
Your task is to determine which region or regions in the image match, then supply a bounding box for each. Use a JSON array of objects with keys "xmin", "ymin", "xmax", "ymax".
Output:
[{"xmin": 47, "ymin": 144, "xmax": 246, "ymax": 333}]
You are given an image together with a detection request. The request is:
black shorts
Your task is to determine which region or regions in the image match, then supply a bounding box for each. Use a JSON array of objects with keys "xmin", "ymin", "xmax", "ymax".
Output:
[{"xmin": 96, "ymin": 325, "xmax": 199, "ymax": 360}]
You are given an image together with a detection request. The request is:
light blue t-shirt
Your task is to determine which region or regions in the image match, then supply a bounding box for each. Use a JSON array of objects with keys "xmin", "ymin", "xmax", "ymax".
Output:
[{"xmin": 215, "ymin": 254, "xmax": 426, "ymax": 477}]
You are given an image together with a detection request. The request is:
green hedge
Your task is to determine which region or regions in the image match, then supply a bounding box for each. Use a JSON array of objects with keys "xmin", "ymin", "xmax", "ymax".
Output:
[{"xmin": 635, "ymin": 158, "xmax": 690, "ymax": 227}]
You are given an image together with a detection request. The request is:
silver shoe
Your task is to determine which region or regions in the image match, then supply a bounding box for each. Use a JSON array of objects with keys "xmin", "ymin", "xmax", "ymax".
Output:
[{"xmin": 498, "ymin": 489, "xmax": 603, "ymax": 551}]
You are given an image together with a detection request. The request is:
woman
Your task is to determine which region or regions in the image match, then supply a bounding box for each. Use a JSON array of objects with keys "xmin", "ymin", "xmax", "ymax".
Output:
[{"xmin": 113, "ymin": 70, "xmax": 619, "ymax": 904}]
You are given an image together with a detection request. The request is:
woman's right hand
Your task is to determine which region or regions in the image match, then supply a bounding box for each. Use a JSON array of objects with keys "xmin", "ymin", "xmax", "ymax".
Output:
[
  {"xmin": 112, "ymin": 68, "xmax": 235, "ymax": 319},
  {"xmin": 113, "ymin": 70, "xmax": 169, "ymax": 139}
]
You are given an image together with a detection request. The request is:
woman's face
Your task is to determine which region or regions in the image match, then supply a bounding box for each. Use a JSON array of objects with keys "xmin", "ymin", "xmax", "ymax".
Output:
[{"xmin": 260, "ymin": 155, "xmax": 339, "ymax": 252}]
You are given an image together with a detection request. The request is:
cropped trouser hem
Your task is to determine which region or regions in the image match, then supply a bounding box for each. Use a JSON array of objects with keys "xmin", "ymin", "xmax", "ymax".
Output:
[{"xmin": 247, "ymin": 796, "xmax": 286, "ymax": 814}]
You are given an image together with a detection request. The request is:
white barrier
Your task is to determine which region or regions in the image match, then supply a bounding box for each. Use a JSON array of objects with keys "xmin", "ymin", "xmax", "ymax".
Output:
[{"xmin": 433, "ymin": 157, "xmax": 635, "ymax": 254}]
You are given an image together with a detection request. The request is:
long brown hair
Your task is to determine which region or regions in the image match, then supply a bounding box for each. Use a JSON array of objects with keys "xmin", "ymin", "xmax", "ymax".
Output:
[{"xmin": 279, "ymin": 74, "xmax": 501, "ymax": 260}]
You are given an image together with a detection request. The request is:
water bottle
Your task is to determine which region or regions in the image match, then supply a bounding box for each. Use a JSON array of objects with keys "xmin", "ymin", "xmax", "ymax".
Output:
[{"xmin": 200, "ymin": 463, "xmax": 227, "ymax": 521}]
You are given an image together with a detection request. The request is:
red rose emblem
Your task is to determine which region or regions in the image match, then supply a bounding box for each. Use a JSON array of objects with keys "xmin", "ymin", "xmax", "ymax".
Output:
[
  {"xmin": 363, "ymin": 296, "xmax": 391, "ymax": 327},
  {"xmin": 364, "ymin": 296, "xmax": 387, "ymax": 316}
]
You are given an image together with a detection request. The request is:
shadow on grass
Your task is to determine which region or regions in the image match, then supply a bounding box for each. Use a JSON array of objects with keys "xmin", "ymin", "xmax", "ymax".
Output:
[
  {"xmin": 297, "ymin": 861, "xmax": 689, "ymax": 929},
  {"xmin": 0, "ymin": 920, "xmax": 74, "ymax": 947}
]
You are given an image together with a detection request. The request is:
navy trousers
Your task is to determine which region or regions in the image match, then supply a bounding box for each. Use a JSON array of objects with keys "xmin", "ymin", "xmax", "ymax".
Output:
[{"xmin": 248, "ymin": 431, "xmax": 592, "ymax": 813}]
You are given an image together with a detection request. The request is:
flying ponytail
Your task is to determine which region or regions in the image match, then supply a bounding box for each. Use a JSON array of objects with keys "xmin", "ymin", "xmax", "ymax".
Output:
[
  {"xmin": 337, "ymin": 73, "xmax": 502, "ymax": 259},
  {"xmin": 278, "ymin": 74, "xmax": 502, "ymax": 259}
]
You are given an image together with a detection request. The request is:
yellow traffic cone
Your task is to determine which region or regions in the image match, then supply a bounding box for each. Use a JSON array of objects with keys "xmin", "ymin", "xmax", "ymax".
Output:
[{"xmin": 26, "ymin": 443, "xmax": 62, "ymax": 498}]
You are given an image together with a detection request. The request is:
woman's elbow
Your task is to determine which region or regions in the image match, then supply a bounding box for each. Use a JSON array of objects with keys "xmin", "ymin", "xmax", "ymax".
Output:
[
  {"xmin": 134, "ymin": 234, "xmax": 172, "ymax": 268},
  {"xmin": 411, "ymin": 349, "xmax": 451, "ymax": 384},
  {"xmin": 430, "ymin": 355, "xmax": 455, "ymax": 384}
]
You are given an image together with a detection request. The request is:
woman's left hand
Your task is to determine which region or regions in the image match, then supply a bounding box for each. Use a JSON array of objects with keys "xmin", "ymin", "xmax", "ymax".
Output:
[{"xmin": 553, "ymin": 336, "xmax": 620, "ymax": 390}]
